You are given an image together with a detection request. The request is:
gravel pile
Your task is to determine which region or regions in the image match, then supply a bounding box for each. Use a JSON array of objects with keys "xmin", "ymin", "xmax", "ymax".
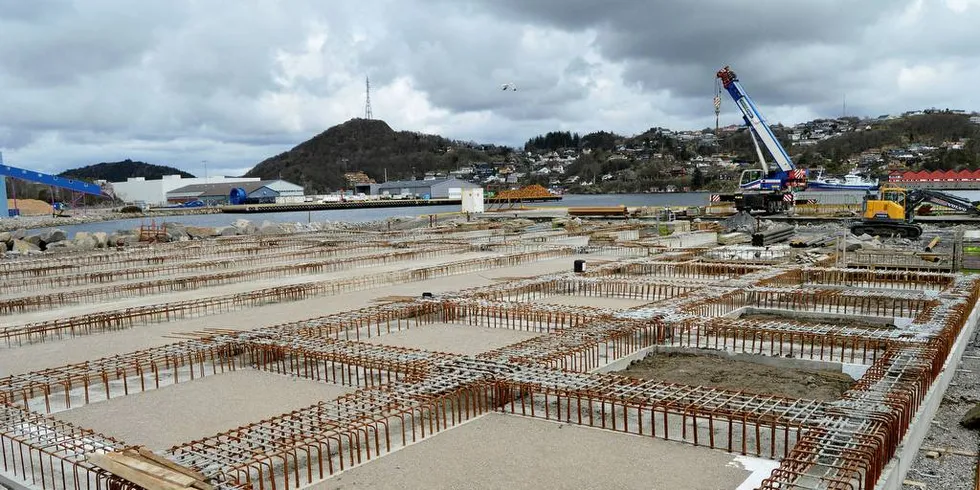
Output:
[{"xmin": 901, "ymin": 328, "xmax": 980, "ymax": 489}]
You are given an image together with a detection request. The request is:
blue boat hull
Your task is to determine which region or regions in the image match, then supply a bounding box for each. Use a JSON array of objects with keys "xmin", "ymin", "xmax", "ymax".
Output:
[{"xmin": 807, "ymin": 181, "xmax": 878, "ymax": 191}]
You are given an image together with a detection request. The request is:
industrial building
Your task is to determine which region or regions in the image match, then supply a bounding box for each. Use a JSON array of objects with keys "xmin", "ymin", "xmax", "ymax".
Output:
[
  {"xmin": 110, "ymin": 175, "xmax": 261, "ymax": 205},
  {"xmin": 166, "ymin": 179, "xmax": 304, "ymax": 205},
  {"xmin": 887, "ymin": 169, "xmax": 980, "ymax": 189},
  {"xmin": 355, "ymin": 177, "xmax": 481, "ymax": 199}
]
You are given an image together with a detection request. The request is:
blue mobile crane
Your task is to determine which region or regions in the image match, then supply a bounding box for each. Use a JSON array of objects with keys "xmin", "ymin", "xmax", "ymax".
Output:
[{"xmin": 712, "ymin": 66, "xmax": 807, "ymax": 213}]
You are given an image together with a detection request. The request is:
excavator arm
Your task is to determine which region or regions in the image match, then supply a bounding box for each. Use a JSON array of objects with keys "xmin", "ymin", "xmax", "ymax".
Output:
[{"xmin": 905, "ymin": 189, "xmax": 980, "ymax": 221}]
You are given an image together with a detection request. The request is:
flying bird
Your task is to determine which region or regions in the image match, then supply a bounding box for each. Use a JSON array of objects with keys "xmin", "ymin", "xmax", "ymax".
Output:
[{"xmin": 500, "ymin": 83, "xmax": 517, "ymax": 91}]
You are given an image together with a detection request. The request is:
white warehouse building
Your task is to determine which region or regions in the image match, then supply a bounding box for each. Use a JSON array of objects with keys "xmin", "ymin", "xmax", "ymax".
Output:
[{"xmin": 109, "ymin": 175, "xmax": 261, "ymax": 205}]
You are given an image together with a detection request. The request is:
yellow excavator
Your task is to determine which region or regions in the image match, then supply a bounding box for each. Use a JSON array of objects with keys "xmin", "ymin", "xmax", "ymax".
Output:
[{"xmin": 850, "ymin": 186, "xmax": 980, "ymax": 239}]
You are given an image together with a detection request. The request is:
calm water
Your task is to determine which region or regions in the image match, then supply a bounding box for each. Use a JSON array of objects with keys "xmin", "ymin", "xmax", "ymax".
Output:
[{"xmin": 31, "ymin": 193, "xmax": 713, "ymax": 238}]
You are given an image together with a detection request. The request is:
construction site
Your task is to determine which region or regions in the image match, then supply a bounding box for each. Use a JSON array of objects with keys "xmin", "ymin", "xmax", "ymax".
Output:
[{"xmin": 0, "ymin": 211, "xmax": 977, "ymax": 490}]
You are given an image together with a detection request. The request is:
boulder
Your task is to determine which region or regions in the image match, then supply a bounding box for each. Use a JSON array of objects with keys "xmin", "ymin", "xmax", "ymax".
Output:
[
  {"xmin": 24, "ymin": 235, "xmax": 43, "ymax": 247},
  {"xmin": 46, "ymin": 240, "xmax": 74, "ymax": 251},
  {"xmin": 40, "ymin": 228, "xmax": 67, "ymax": 244},
  {"xmin": 961, "ymin": 403, "xmax": 980, "ymax": 431},
  {"xmin": 92, "ymin": 232, "xmax": 109, "ymax": 248},
  {"xmin": 72, "ymin": 233, "xmax": 98, "ymax": 250},
  {"xmin": 219, "ymin": 226, "xmax": 238, "ymax": 237},
  {"xmin": 108, "ymin": 231, "xmax": 140, "ymax": 247},
  {"xmin": 11, "ymin": 228, "xmax": 26, "ymax": 240},
  {"xmin": 164, "ymin": 228, "xmax": 189, "ymax": 243},
  {"xmin": 185, "ymin": 226, "xmax": 220, "ymax": 239},
  {"xmin": 233, "ymin": 219, "xmax": 256, "ymax": 235},
  {"xmin": 0, "ymin": 231, "xmax": 11, "ymax": 244},
  {"xmin": 257, "ymin": 221, "xmax": 282, "ymax": 235},
  {"xmin": 11, "ymin": 239, "xmax": 41, "ymax": 254}
]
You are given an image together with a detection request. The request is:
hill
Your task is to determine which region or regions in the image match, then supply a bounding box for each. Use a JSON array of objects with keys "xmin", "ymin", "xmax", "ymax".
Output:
[
  {"xmin": 60, "ymin": 159, "xmax": 194, "ymax": 182},
  {"xmin": 245, "ymin": 119, "xmax": 509, "ymax": 193},
  {"xmin": 791, "ymin": 113, "xmax": 980, "ymax": 174}
]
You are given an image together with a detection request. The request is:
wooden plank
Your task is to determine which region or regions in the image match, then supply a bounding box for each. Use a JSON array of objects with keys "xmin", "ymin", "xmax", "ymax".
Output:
[
  {"xmin": 132, "ymin": 448, "xmax": 211, "ymax": 483},
  {"xmin": 108, "ymin": 453, "xmax": 199, "ymax": 488},
  {"xmin": 88, "ymin": 453, "xmax": 190, "ymax": 490}
]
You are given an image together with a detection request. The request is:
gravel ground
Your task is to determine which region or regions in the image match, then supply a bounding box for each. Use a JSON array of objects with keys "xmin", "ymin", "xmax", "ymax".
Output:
[
  {"xmin": 901, "ymin": 329, "xmax": 980, "ymax": 490},
  {"xmin": 620, "ymin": 351, "xmax": 855, "ymax": 402}
]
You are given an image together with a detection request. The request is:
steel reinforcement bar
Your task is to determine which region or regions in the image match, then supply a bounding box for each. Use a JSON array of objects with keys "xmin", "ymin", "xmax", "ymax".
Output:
[
  {"xmin": 0, "ymin": 402, "xmax": 134, "ymax": 490},
  {"xmin": 0, "ymin": 339, "xmax": 247, "ymax": 413},
  {"xmin": 167, "ymin": 377, "xmax": 497, "ymax": 490},
  {"xmin": 255, "ymin": 299, "xmax": 604, "ymax": 342},
  {"xmin": 664, "ymin": 317, "xmax": 909, "ymax": 365},
  {"xmin": 0, "ymin": 232, "xmax": 366, "ymax": 277},
  {"xmin": 0, "ymin": 246, "xmax": 461, "ymax": 315},
  {"xmin": 478, "ymin": 319, "xmax": 667, "ymax": 372},
  {"xmin": 758, "ymin": 267, "xmax": 955, "ymax": 291},
  {"xmin": 591, "ymin": 261, "xmax": 766, "ymax": 279},
  {"xmin": 463, "ymin": 276, "xmax": 706, "ymax": 303},
  {"xmin": 0, "ymin": 248, "xmax": 572, "ymax": 347},
  {"xmin": 1, "ymin": 244, "xmax": 395, "ymax": 293},
  {"xmin": 759, "ymin": 279, "xmax": 979, "ymax": 488},
  {"xmin": 497, "ymin": 366, "xmax": 827, "ymax": 460},
  {"xmin": 679, "ymin": 287, "xmax": 937, "ymax": 319}
]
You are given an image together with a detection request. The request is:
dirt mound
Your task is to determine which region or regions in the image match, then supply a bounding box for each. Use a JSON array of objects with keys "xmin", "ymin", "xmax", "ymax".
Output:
[
  {"xmin": 620, "ymin": 351, "xmax": 855, "ymax": 402},
  {"xmin": 7, "ymin": 199, "xmax": 52, "ymax": 216}
]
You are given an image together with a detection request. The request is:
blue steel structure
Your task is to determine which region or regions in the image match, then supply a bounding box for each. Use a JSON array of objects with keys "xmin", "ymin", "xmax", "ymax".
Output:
[
  {"xmin": 0, "ymin": 152, "xmax": 109, "ymax": 217},
  {"xmin": 714, "ymin": 66, "xmax": 807, "ymax": 213}
]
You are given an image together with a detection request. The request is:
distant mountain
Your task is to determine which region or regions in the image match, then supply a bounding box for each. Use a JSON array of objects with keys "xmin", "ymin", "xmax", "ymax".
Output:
[
  {"xmin": 245, "ymin": 118, "xmax": 508, "ymax": 193},
  {"xmin": 60, "ymin": 159, "xmax": 194, "ymax": 182}
]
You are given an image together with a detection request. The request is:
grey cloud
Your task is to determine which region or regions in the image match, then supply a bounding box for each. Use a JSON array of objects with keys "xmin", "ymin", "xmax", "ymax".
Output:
[{"xmin": 1, "ymin": 0, "xmax": 978, "ymax": 176}]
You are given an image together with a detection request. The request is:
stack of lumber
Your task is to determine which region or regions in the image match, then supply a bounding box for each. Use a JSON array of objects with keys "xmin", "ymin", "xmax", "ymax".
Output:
[
  {"xmin": 567, "ymin": 206, "xmax": 628, "ymax": 217},
  {"xmin": 494, "ymin": 185, "xmax": 553, "ymax": 200},
  {"xmin": 87, "ymin": 447, "xmax": 212, "ymax": 490}
]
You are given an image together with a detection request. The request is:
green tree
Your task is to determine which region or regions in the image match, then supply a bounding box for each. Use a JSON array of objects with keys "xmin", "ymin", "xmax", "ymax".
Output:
[{"xmin": 691, "ymin": 167, "xmax": 705, "ymax": 189}]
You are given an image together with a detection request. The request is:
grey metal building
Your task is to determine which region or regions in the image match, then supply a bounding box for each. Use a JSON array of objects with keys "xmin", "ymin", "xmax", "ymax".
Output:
[{"xmin": 167, "ymin": 180, "xmax": 304, "ymax": 205}]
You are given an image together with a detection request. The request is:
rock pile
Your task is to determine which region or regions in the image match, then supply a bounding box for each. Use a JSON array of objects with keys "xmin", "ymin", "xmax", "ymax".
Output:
[{"xmin": 0, "ymin": 219, "xmax": 315, "ymax": 256}]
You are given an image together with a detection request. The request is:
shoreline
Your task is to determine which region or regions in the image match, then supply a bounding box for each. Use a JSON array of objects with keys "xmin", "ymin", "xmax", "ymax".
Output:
[{"xmin": 0, "ymin": 207, "xmax": 222, "ymax": 232}]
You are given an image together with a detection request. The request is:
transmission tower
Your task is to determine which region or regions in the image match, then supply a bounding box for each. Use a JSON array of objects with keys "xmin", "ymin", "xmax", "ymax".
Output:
[{"xmin": 364, "ymin": 76, "xmax": 373, "ymax": 120}]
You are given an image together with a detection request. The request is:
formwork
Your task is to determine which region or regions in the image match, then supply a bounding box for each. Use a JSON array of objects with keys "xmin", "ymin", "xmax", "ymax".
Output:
[{"xmin": 1, "ymin": 228, "xmax": 977, "ymax": 490}]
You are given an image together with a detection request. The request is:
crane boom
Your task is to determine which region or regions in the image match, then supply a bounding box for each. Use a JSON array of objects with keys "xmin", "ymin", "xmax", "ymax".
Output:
[{"xmin": 716, "ymin": 66, "xmax": 796, "ymax": 173}]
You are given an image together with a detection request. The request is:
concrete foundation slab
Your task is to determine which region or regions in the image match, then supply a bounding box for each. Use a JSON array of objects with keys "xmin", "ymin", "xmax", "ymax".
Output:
[
  {"xmin": 361, "ymin": 322, "xmax": 541, "ymax": 356},
  {"xmin": 54, "ymin": 370, "xmax": 352, "ymax": 450},
  {"xmin": 319, "ymin": 413, "xmax": 755, "ymax": 490}
]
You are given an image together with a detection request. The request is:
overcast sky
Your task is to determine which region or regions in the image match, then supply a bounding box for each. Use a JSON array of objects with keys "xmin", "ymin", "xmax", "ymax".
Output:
[{"xmin": 1, "ymin": 0, "xmax": 978, "ymax": 178}]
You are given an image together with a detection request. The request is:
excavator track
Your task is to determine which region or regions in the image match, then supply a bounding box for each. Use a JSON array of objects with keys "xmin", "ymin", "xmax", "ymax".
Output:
[{"xmin": 849, "ymin": 222, "xmax": 922, "ymax": 239}]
